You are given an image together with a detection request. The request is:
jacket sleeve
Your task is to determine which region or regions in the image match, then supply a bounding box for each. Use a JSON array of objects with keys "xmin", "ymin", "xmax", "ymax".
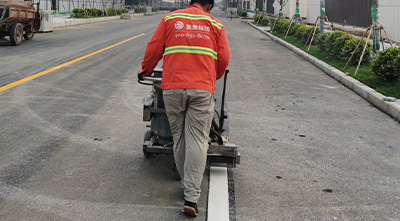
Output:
[
  {"xmin": 216, "ymin": 26, "xmax": 231, "ymax": 80},
  {"xmin": 141, "ymin": 19, "xmax": 166, "ymax": 75}
]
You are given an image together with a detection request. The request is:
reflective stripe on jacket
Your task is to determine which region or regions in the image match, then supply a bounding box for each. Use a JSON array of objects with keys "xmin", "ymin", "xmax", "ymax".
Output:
[{"xmin": 141, "ymin": 4, "xmax": 231, "ymax": 93}]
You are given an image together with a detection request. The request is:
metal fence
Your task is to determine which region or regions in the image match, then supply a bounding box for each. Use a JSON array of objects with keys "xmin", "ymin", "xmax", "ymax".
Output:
[{"xmin": 325, "ymin": 0, "xmax": 373, "ymax": 28}]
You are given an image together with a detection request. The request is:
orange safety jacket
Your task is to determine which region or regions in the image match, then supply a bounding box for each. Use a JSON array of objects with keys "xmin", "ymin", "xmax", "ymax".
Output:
[{"xmin": 141, "ymin": 4, "xmax": 231, "ymax": 93}]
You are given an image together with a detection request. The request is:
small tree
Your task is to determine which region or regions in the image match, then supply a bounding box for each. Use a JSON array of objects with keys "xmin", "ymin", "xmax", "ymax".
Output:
[{"xmin": 277, "ymin": 0, "xmax": 288, "ymax": 19}]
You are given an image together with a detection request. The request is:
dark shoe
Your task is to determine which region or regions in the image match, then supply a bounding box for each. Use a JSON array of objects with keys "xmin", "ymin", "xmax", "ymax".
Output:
[{"xmin": 182, "ymin": 201, "xmax": 198, "ymax": 217}]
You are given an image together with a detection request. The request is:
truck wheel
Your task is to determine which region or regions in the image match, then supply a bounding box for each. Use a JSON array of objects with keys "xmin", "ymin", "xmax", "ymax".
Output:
[
  {"xmin": 143, "ymin": 130, "xmax": 153, "ymax": 159},
  {"xmin": 10, "ymin": 23, "xmax": 23, "ymax": 46},
  {"xmin": 23, "ymin": 31, "xmax": 34, "ymax": 40}
]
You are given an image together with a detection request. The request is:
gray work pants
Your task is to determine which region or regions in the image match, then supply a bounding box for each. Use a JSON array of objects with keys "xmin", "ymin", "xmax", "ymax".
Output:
[{"xmin": 163, "ymin": 89, "xmax": 214, "ymax": 203}]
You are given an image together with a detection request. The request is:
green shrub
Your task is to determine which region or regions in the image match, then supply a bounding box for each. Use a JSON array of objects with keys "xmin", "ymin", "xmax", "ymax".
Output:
[
  {"xmin": 107, "ymin": 8, "xmax": 116, "ymax": 16},
  {"xmin": 340, "ymin": 37, "xmax": 372, "ymax": 65},
  {"xmin": 97, "ymin": 9, "xmax": 104, "ymax": 16},
  {"xmin": 152, "ymin": 6, "xmax": 159, "ymax": 12},
  {"xmin": 371, "ymin": 47, "xmax": 400, "ymax": 82},
  {"xmin": 88, "ymin": 8, "xmax": 97, "ymax": 16},
  {"xmin": 116, "ymin": 9, "xmax": 123, "ymax": 15},
  {"xmin": 293, "ymin": 24, "xmax": 305, "ymax": 38},
  {"xmin": 274, "ymin": 20, "xmax": 290, "ymax": 33},
  {"xmin": 294, "ymin": 24, "xmax": 315, "ymax": 42},
  {"xmin": 253, "ymin": 15, "xmax": 263, "ymax": 24},
  {"xmin": 324, "ymin": 31, "xmax": 347, "ymax": 54},
  {"xmin": 238, "ymin": 10, "xmax": 248, "ymax": 17},
  {"xmin": 134, "ymin": 6, "xmax": 147, "ymax": 13},
  {"xmin": 288, "ymin": 23, "xmax": 300, "ymax": 35},
  {"xmin": 315, "ymin": 32, "xmax": 330, "ymax": 52},
  {"xmin": 123, "ymin": 8, "xmax": 129, "ymax": 13},
  {"xmin": 331, "ymin": 32, "xmax": 352, "ymax": 57},
  {"xmin": 259, "ymin": 17, "xmax": 270, "ymax": 26},
  {"xmin": 394, "ymin": 55, "xmax": 400, "ymax": 77},
  {"xmin": 72, "ymin": 8, "xmax": 85, "ymax": 17},
  {"xmin": 270, "ymin": 18, "xmax": 278, "ymax": 27}
]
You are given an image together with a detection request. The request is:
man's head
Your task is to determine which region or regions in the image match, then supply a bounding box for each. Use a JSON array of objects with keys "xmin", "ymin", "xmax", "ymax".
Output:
[{"xmin": 190, "ymin": 0, "xmax": 214, "ymax": 12}]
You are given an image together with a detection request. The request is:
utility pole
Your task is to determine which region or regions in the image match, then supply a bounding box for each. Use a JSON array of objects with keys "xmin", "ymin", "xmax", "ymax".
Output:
[
  {"xmin": 372, "ymin": 0, "xmax": 380, "ymax": 56},
  {"xmin": 295, "ymin": 0, "xmax": 299, "ymax": 24},
  {"xmin": 320, "ymin": 0, "xmax": 325, "ymax": 33}
]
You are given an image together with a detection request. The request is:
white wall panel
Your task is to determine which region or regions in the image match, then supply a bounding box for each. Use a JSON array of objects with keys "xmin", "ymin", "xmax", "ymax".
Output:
[{"xmin": 380, "ymin": 0, "xmax": 400, "ymax": 42}]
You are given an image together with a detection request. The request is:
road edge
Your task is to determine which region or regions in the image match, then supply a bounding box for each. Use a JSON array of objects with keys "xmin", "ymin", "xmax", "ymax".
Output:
[{"xmin": 248, "ymin": 22, "xmax": 400, "ymax": 122}]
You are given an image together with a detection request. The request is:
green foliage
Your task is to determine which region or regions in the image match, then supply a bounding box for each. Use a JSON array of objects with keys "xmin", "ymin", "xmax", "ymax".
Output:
[
  {"xmin": 331, "ymin": 32, "xmax": 352, "ymax": 57},
  {"xmin": 152, "ymin": 6, "xmax": 159, "ymax": 12},
  {"xmin": 315, "ymin": 32, "xmax": 329, "ymax": 52},
  {"xmin": 73, "ymin": 8, "xmax": 129, "ymax": 17},
  {"xmin": 269, "ymin": 18, "xmax": 278, "ymax": 26},
  {"xmin": 273, "ymin": 20, "xmax": 290, "ymax": 33},
  {"xmin": 253, "ymin": 14, "xmax": 263, "ymax": 24},
  {"xmin": 134, "ymin": 6, "xmax": 147, "ymax": 13},
  {"xmin": 259, "ymin": 17, "xmax": 270, "ymax": 26},
  {"xmin": 72, "ymin": 8, "xmax": 85, "ymax": 17},
  {"xmin": 294, "ymin": 24, "xmax": 315, "ymax": 42},
  {"xmin": 115, "ymin": 9, "xmax": 123, "ymax": 15},
  {"xmin": 238, "ymin": 10, "xmax": 248, "ymax": 18},
  {"xmin": 88, "ymin": 8, "xmax": 96, "ymax": 16},
  {"xmin": 293, "ymin": 24, "xmax": 305, "ymax": 38},
  {"xmin": 96, "ymin": 9, "xmax": 104, "ymax": 16},
  {"xmin": 107, "ymin": 8, "xmax": 116, "ymax": 16},
  {"xmin": 394, "ymin": 55, "xmax": 400, "ymax": 77},
  {"xmin": 288, "ymin": 23, "xmax": 299, "ymax": 35},
  {"xmin": 372, "ymin": 47, "xmax": 400, "ymax": 82},
  {"xmin": 340, "ymin": 38, "xmax": 372, "ymax": 65},
  {"xmin": 324, "ymin": 31, "xmax": 347, "ymax": 54}
]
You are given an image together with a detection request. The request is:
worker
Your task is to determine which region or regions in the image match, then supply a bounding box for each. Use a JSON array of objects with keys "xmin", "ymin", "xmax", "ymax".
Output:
[{"xmin": 138, "ymin": 0, "xmax": 231, "ymax": 217}]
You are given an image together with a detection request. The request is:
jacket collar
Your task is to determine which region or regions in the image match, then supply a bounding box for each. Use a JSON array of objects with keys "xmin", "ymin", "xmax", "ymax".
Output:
[{"xmin": 189, "ymin": 4, "xmax": 203, "ymax": 11}]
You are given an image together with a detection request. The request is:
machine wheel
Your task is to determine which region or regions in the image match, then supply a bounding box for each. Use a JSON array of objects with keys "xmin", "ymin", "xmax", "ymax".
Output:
[
  {"xmin": 0, "ymin": 34, "xmax": 5, "ymax": 40},
  {"xmin": 10, "ymin": 23, "xmax": 23, "ymax": 46},
  {"xmin": 143, "ymin": 130, "xmax": 153, "ymax": 159},
  {"xmin": 23, "ymin": 31, "xmax": 34, "ymax": 40}
]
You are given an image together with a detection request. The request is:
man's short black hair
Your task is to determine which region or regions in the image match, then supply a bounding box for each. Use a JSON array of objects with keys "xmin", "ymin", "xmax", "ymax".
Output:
[{"xmin": 190, "ymin": 0, "xmax": 214, "ymax": 9}]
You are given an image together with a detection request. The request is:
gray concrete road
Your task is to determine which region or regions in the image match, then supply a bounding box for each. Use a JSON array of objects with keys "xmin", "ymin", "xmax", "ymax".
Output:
[
  {"xmin": 224, "ymin": 17, "xmax": 400, "ymax": 220},
  {"xmin": 0, "ymin": 10, "xmax": 399, "ymax": 221},
  {"xmin": 0, "ymin": 15, "xmax": 209, "ymax": 220}
]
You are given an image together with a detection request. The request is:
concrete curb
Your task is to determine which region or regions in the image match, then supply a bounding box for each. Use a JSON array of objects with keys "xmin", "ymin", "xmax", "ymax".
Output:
[
  {"xmin": 53, "ymin": 15, "xmax": 122, "ymax": 29},
  {"xmin": 249, "ymin": 22, "xmax": 400, "ymax": 122}
]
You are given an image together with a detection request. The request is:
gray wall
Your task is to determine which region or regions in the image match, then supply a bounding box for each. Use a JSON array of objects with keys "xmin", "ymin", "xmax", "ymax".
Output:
[{"xmin": 326, "ymin": 0, "xmax": 373, "ymax": 27}]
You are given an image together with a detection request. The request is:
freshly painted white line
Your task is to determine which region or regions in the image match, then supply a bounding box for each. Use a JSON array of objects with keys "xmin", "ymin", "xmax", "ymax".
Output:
[{"xmin": 208, "ymin": 166, "xmax": 229, "ymax": 221}]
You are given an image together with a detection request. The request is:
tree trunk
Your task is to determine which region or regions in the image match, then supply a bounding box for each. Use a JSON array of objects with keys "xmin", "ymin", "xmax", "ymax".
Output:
[
  {"xmin": 372, "ymin": 0, "xmax": 380, "ymax": 55},
  {"xmin": 295, "ymin": 0, "xmax": 299, "ymax": 24},
  {"xmin": 320, "ymin": 0, "xmax": 325, "ymax": 33}
]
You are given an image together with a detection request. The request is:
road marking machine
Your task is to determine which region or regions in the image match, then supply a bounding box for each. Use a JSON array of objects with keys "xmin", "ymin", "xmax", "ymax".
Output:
[{"xmin": 138, "ymin": 68, "xmax": 240, "ymax": 170}]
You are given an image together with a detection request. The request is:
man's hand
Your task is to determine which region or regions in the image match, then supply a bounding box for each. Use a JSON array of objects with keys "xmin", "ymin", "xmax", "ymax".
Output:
[{"xmin": 138, "ymin": 70, "xmax": 146, "ymax": 81}]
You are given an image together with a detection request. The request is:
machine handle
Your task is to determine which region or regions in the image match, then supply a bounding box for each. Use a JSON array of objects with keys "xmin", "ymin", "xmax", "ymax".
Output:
[
  {"xmin": 143, "ymin": 76, "xmax": 162, "ymax": 82},
  {"xmin": 219, "ymin": 69, "xmax": 229, "ymax": 133},
  {"xmin": 138, "ymin": 76, "xmax": 162, "ymax": 85}
]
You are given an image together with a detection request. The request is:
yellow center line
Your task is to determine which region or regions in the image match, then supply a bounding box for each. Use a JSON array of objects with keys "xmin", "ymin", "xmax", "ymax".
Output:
[{"xmin": 0, "ymin": 33, "xmax": 146, "ymax": 93}]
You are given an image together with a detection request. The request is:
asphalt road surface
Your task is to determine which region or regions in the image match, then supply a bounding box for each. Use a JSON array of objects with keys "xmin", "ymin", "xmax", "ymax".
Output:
[{"xmin": 1, "ymin": 10, "xmax": 400, "ymax": 221}]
